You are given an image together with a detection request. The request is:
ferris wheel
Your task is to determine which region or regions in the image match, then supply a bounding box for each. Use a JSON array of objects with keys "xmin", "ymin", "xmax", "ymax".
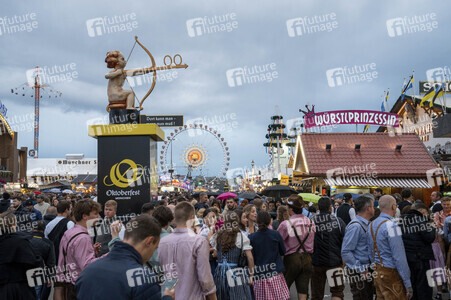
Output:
[{"xmin": 160, "ymin": 123, "xmax": 230, "ymax": 183}]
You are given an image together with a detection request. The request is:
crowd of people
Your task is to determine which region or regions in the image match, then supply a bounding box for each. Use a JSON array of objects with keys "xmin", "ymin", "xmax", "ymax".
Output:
[{"xmin": 0, "ymin": 189, "xmax": 450, "ymax": 300}]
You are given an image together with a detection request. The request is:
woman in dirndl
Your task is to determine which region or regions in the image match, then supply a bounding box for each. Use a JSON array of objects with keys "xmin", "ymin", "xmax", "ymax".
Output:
[
  {"xmin": 248, "ymin": 210, "xmax": 290, "ymax": 300},
  {"xmin": 210, "ymin": 210, "xmax": 254, "ymax": 300},
  {"xmin": 244, "ymin": 204, "xmax": 258, "ymax": 235}
]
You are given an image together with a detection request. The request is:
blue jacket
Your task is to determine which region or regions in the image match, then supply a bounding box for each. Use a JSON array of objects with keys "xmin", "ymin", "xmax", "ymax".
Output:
[
  {"xmin": 30, "ymin": 208, "xmax": 42, "ymax": 221},
  {"xmin": 76, "ymin": 241, "xmax": 171, "ymax": 300},
  {"xmin": 249, "ymin": 228, "xmax": 285, "ymax": 278},
  {"xmin": 443, "ymin": 216, "xmax": 451, "ymax": 242}
]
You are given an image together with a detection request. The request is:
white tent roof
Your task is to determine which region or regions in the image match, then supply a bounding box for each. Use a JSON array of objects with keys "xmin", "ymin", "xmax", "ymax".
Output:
[{"xmin": 27, "ymin": 158, "xmax": 97, "ymax": 176}]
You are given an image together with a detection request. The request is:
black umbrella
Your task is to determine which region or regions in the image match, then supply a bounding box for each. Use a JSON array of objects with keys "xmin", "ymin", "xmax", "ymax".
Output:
[
  {"xmin": 238, "ymin": 192, "xmax": 258, "ymax": 200},
  {"xmin": 261, "ymin": 185, "xmax": 298, "ymax": 200},
  {"xmin": 208, "ymin": 191, "xmax": 223, "ymax": 197},
  {"xmin": 193, "ymin": 191, "xmax": 224, "ymax": 197}
]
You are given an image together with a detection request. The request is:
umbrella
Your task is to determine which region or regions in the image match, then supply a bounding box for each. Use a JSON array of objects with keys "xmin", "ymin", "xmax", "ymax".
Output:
[
  {"xmin": 217, "ymin": 192, "xmax": 237, "ymax": 200},
  {"xmin": 208, "ymin": 191, "xmax": 224, "ymax": 197},
  {"xmin": 0, "ymin": 179, "xmax": 6, "ymax": 184},
  {"xmin": 194, "ymin": 191, "xmax": 223, "ymax": 197},
  {"xmin": 33, "ymin": 191, "xmax": 41, "ymax": 195},
  {"xmin": 49, "ymin": 188, "xmax": 61, "ymax": 193},
  {"xmin": 238, "ymin": 192, "xmax": 258, "ymax": 200},
  {"xmin": 333, "ymin": 192, "xmax": 361, "ymax": 200},
  {"xmin": 62, "ymin": 189, "xmax": 73, "ymax": 194},
  {"xmin": 298, "ymin": 193, "xmax": 320, "ymax": 203},
  {"xmin": 261, "ymin": 185, "xmax": 297, "ymax": 199}
]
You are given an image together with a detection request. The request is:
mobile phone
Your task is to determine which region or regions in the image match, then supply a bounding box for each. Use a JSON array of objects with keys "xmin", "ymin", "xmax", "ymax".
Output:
[{"xmin": 161, "ymin": 278, "xmax": 178, "ymax": 294}]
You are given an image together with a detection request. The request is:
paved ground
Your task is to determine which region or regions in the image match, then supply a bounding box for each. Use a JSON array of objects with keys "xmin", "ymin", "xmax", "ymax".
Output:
[
  {"xmin": 289, "ymin": 282, "xmax": 353, "ymax": 299},
  {"xmin": 289, "ymin": 283, "xmax": 447, "ymax": 299},
  {"xmin": 48, "ymin": 276, "xmax": 448, "ymax": 299}
]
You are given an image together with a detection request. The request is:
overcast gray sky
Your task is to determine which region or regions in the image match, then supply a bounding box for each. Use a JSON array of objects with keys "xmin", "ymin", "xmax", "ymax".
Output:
[{"xmin": 1, "ymin": 0, "xmax": 450, "ymax": 177}]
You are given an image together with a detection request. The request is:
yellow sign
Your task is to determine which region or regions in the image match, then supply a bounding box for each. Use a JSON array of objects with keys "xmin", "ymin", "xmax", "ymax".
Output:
[
  {"xmin": 280, "ymin": 174, "xmax": 290, "ymax": 186},
  {"xmin": 104, "ymin": 159, "xmax": 144, "ymax": 188}
]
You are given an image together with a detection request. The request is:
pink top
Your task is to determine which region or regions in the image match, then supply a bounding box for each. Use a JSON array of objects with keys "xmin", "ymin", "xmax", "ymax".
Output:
[
  {"xmin": 434, "ymin": 211, "xmax": 451, "ymax": 229},
  {"xmin": 214, "ymin": 219, "xmax": 224, "ymax": 231},
  {"xmin": 277, "ymin": 214, "xmax": 316, "ymax": 255},
  {"xmin": 56, "ymin": 224, "xmax": 103, "ymax": 284},
  {"xmin": 159, "ymin": 228, "xmax": 216, "ymax": 300}
]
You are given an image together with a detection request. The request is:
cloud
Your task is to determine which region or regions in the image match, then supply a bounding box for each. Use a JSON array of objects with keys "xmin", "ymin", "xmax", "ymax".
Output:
[{"xmin": 1, "ymin": 0, "xmax": 450, "ymax": 175}]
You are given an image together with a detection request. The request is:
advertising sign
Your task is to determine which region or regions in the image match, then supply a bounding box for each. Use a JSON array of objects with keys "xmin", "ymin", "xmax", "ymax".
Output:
[
  {"xmin": 419, "ymin": 81, "xmax": 451, "ymax": 94},
  {"xmin": 98, "ymin": 136, "xmax": 151, "ymax": 215},
  {"xmin": 304, "ymin": 110, "xmax": 399, "ymax": 129},
  {"xmin": 140, "ymin": 115, "xmax": 183, "ymax": 127}
]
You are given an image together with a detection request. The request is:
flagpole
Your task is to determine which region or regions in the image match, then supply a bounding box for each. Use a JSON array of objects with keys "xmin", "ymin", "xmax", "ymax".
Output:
[
  {"xmin": 387, "ymin": 88, "xmax": 390, "ymax": 110},
  {"xmin": 444, "ymin": 72, "xmax": 448, "ymax": 115},
  {"xmin": 401, "ymin": 77, "xmax": 406, "ymax": 101},
  {"xmin": 412, "ymin": 70, "xmax": 415, "ymax": 105},
  {"xmin": 383, "ymin": 90, "xmax": 391, "ymax": 135},
  {"xmin": 437, "ymin": 78, "xmax": 445, "ymax": 114}
]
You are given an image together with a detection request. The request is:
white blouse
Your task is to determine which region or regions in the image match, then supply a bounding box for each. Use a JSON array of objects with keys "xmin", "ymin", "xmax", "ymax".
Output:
[
  {"xmin": 198, "ymin": 224, "xmax": 211, "ymax": 240},
  {"xmin": 210, "ymin": 231, "xmax": 252, "ymax": 251}
]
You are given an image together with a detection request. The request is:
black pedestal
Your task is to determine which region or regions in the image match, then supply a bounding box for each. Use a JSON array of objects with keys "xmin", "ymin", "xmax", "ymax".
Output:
[
  {"xmin": 97, "ymin": 135, "xmax": 155, "ymax": 216},
  {"xmin": 89, "ymin": 123, "xmax": 163, "ymax": 216}
]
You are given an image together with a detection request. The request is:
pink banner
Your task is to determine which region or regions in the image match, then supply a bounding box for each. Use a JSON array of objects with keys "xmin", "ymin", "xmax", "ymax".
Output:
[{"xmin": 304, "ymin": 110, "xmax": 399, "ymax": 129}]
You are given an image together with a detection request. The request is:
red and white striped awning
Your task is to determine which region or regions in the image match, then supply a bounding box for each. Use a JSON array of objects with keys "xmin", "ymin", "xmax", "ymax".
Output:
[{"xmin": 323, "ymin": 177, "xmax": 432, "ymax": 189}]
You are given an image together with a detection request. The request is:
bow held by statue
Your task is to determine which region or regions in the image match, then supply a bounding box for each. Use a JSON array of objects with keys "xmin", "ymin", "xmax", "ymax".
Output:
[{"xmin": 123, "ymin": 36, "xmax": 188, "ymax": 111}]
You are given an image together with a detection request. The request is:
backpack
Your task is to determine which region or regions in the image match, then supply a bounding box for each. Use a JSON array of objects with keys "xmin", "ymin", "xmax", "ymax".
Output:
[{"xmin": 48, "ymin": 218, "xmax": 71, "ymax": 261}]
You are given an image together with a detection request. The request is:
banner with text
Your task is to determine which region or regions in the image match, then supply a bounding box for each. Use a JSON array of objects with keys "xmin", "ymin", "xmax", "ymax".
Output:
[
  {"xmin": 304, "ymin": 110, "xmax": 399, "ymax": 129},
  {"xmin": 419, "ymin": 81, "xmax": 451, "ymax": 94},
  {"xmin": 98, "ymin": 136, "xmax": 153, "ymax": 216},
  {"xmin": 140, "ymin": 115, "xmax": 184, "ymax": 127}
]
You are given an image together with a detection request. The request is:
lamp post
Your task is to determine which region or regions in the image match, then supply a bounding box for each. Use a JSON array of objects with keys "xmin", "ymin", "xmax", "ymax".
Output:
[
  {"xmin": 168, "ymin": 136, "xmax": 174, "ymax": 185},
  {"xmin": 250, "ymin": 160, "xmax": 255, "ymax": 188}
]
